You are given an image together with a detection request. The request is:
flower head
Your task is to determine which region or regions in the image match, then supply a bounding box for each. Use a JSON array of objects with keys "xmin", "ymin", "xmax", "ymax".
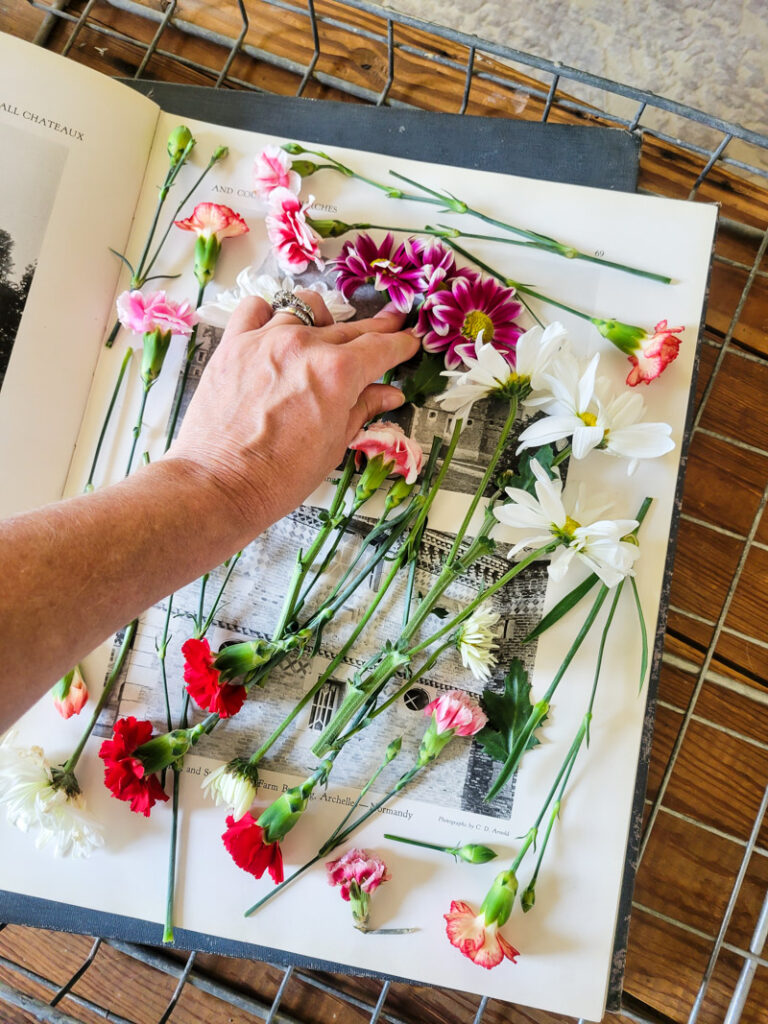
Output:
[
  {"xmin": 33, "ymin": 787, "xmax": 104, "ymax": 858},
  {"xmin": 418, "ymin": 690, "xmax": 487, "ymax": 766},
  {"xmin": 202, "ymin": 757, "xmax": 259, "ymax": 821},
  {"xmin": 404, "ymin": 236, "xmax": 460, "ymax": 294},
  {"xmin": 166, "ymin": 124, "xmax": 194, "ymax": 166},
  {"xmin": 444, "ymin": 869, "xmax": 520, "ymax": 969},
  {"xmin": 181, "ymin": 637, "xmax": 247, "ymax": 718},
  {"xmin": 331, "ymin": 232, "xmax": 426, "ymax": 313},
  {"xmin": 98, "ymin": 716, "xmax": 169, "ymax": 817},
  {"xmin": 174, "ymin": 202, "xmax": 249, "ymax": 241},
  {"xmin": 116, "ymin": 290, "xmax": 196, "ymax": 338},
  {"xmin": 493, "ymin": 459, "xmax": 640, "ymax": 587},
  {"xmin": 51, "ymin": 665, "xmax": 88, "ymax": 719},
  {"xmin": 456, "ymin": 607, "xmax": 500, "ymax": 682},
  {"xmin": 326, "ymin": 848, "xmax": 390, "ymax": 929},
  {"xmin": 417, "ymin": 274, "xmax": 523, "ymax": 369},
  {"xmin": 517, "ymin": 348, "xmax": 603, "ymax": 459},
  {"xmin": 592, "ymin": 317, "xmax": 683, "ymax": 386},
  {"xmin": 197, "ymin": 269, "xmax": 354, "ymax": 328},
  {"xmin": 253, "ymin": 145, "xmax": 301, "ymax": 200},
  {"xmin": 266, "ymin": 187, "xmax": 324, "ymax": 274},
  {"xmin": 0, "ymin": 732, "xmax": 54, "ymax": 830},
  {"xmin": 222, "ymin": 812, "xmax": 284, "ymax": 883},
  {"xmin": 349, "ymin": 422, "xmax": 424, "ymax": 502}
]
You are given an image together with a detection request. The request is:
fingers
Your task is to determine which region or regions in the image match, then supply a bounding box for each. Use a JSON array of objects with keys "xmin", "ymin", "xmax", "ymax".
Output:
[
  {"xmin": 270, "ymin": 289, "xmax": 334, "ymax": 329},
  {"xmin": 222, "ymin": 295, "xmax": 274, "ymax": 341},
  {"xmin": 347, "ymin": 329, "xmax": 421, "ymax": 386},
  {"xmin": 316, "ymin": 306, "xmax": 407, "ymax": 344},
  {"xmin": 347, "ymin": 384, "xmax": 406, "ymax": 439}
]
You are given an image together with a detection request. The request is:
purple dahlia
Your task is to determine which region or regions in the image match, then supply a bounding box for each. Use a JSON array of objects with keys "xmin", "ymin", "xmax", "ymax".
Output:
[{"xmin": 330, "ymin": 232, "xmax": 425, "ymax": 313}]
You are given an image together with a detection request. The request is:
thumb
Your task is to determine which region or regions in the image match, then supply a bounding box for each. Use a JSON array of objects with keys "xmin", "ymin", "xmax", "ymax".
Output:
[{"xmin": 346, "ymin": 384, "xmax": 405, "ymax": 440}]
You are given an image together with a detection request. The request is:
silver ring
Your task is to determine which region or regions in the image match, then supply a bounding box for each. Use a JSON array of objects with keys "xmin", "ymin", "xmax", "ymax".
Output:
[{"xmin": 271, "ymin": 289, "xmax": 315, "ymax": 327}]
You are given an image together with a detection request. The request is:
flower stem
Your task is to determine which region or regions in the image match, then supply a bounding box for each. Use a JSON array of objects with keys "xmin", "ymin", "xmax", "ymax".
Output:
[
  {"xmin": 164, "ymin": 282, "xmax": 207, "ymax": 451},
  {"xmin": 198, "ymin": 552, "xmax": 242, "ymax": 638},
  {"xmin": 62, "ymin": 619, "xmax": 138, "ymax": 774},
  {"xmin": 125, "ymin": 383, "xmax": 152, "ymax": 477},
  {"xmin": 158, "ymin": 595, "xmax": 175, "ymax": 733},
  {"xmin": 163, "ymin": 765, "xmax": 182, "ymax": 944},
  {"xmin": 84, "ymin": 347, "xmax": 134, "ymax": 490}
]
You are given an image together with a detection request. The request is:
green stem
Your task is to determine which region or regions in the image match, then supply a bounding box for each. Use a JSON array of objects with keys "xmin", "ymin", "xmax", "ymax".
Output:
[
  {"xmin": 164, "ymin": 282, "xmax": 207, "ymax": 452},
  {"xmin": 551, "ymin": 445, "xmax": 572, "ymax": 468},
  {"xmin": 323, "ymin": 741, "xmax": 402, "ymax": 849},
  {"xmin": 244, "ymin": 852, "xmax": 324, "ymax": 917},
  {"xmin": 62, "ymin": 620, "xmax": 138, "ymax": 773},
  {"xmin": 125, "ymin": 383, "xmax": 152, "ymax": 477},
  {"xmin": 403, "ymin": 419, "xmax": 463, "ymax": 562},
  {"xmin": 194, "ymin": 572, "xmax": 209, "ymax": 639},
  {"xmin": 84, "ymin": 347, "xmax": 134, "ymax": 490},
  {"xmin": 384, "ymin": 833, "xmax": 455, "ymax": 855},
  {"xmin": 199, "ymin": 552, "xmax": 242, "ymax": 638},
  {"xmin": 163, "ymin": 765, "xmax": 182, "ymax": 944},
  {"xmin": 158, "ymin": 595, "xmax": 174, "ymax": 733}
]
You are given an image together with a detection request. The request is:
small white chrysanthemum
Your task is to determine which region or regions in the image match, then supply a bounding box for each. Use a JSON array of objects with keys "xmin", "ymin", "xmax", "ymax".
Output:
[
  {"xmin": 202, "ymin": 758, "xmax": 259, "ymax": 821},
  {"xmin": 0, "ymin": 732, "xmax": 53, "ymax": 831},
  {"xmin": 35, "ymin": 788, "xmax": 104, "ymax": 858},
  {"xmin": 456, "ymin": 607, "xmax": 501, "ymax": 681},
  {"xmin": 436, "ymin": 322, "xmax": 565, "ymax": 421},
  {"xmin": 197, "ymin": 268, "xmax": 355, "ymax": 327},
  {"xmin": 517, "ymin": 348, "xmax": 602, "ymax": 459},
  {"xmin": 493, "ymin": 459, "xmax": 640, "ymax": 587}
]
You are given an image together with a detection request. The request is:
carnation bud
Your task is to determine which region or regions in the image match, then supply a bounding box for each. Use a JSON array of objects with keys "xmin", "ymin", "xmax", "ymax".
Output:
[
  {"xmin": 140, "ymin": 328, "xmax": 172, "ymax": 386},
  {"xmin": 211, "ymin": 145, "xmax": 229, "ymax": 163},
  {"xmin": 134, "ymin": 725, "xmax": 203, "ymax": 774},
  {"xmin": 520, "ymin": 881, "xmax": 536, "ymax": 912},
  {"xmin": 193, "ymin": 234, "xmax": 222, "ymax": 287},
  {"xmin": 590, "ymin": 317, "xmax": 646, "ymax": 355},
  {"xmin": 384, "ymin": 737, "xmax": 402, "ymax": 764},
  {"xmin": 454, "ymin": 843, "xmax": 498, "ymax": 865},
  {"xmin": 306, "ymin": 217, "xmax": 352, "ymax": 239},
  {"xmin": 281, "ymin": 142, "xmax": 306, "ymax": 154},
  {"xmin": 167, "ymin": 125, "xmax": 194, "ymax": 166},
  {"xmin": 354, "ymin": 453, "xmax": 394, "ymax": 504},
  {"xmin": 52, "ymin": 665, "xmax": 88, "ymax": 719},
  {"xmin": 480, "ymin": 869, "xmax": 518, "ymax": 927},
  {"xmin": 291, "ymin": 159, "xmax": 319, "ymax": 177},
  {"xmin": 384, "ymin": 477, "xmax": 415, "ymax": 513}
]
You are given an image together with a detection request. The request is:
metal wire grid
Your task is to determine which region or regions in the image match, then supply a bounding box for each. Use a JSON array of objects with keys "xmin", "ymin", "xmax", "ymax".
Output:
[{"xmin": 2, "ymin": 1, "xmax": 768, "ymax": 1022}]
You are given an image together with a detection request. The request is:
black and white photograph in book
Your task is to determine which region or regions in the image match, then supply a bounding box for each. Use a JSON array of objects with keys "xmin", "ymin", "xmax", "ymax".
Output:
[{"xmin": 0, "ymin": 122, "xmax": 67, "ymax": 392}]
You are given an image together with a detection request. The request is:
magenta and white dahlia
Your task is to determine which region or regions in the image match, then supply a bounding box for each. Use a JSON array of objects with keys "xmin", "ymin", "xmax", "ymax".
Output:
[
  {"xmin": 331, "ymin": 232, "xmax": 425, "ymax": 313},
  {"xmin": 416, "ymin": 274, "xmax": 523, "ymax": 369}
]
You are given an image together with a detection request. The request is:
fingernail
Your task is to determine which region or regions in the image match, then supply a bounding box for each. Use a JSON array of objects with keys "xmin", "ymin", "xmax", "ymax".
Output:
[{"xmin": 374, "ymin": 301, "xmax": 399, "ymax": 318}]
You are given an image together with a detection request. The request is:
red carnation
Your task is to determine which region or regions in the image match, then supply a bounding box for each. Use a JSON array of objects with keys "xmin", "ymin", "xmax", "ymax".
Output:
[
  {"xmin": 222, "ymin": 813, "xmax": 284, "ymax": 883},
  {"xmin": 182, "ymin": 637, "xmax": 247, "ymax": 718},
  {"xmin": 98, "ymin": 716, "xmax": 169, "ymax": 817}
]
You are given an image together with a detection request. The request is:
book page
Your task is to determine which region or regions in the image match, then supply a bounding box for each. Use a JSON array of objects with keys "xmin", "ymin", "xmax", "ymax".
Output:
[
  {"xmin": 0, "ymin": 32, "xmax": 159, "ymax": 517},
  {"xmin": 2, "ymin": 106, "xmax": 717, "ymax": 1021}
]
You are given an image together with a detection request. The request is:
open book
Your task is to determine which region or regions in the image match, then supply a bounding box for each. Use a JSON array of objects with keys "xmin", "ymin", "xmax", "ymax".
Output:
[{"xmin": 0, "ymin": 31, "xmax": 717, "ymax": 1022}]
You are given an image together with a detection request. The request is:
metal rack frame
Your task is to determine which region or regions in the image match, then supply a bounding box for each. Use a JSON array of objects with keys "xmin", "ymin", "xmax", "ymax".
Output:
[{"xmin": 4, "ymin": 1, "xmax": 768, "ymax": 1022}]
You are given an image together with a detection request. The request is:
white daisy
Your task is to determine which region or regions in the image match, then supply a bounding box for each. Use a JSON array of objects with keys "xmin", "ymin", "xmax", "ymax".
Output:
[
  {"xmin": 197, "ymin": 268, "xmax": 355, "ymax": 327},
  {"xmin": 517, "ymin": 348, "xmax": 602, "ymax": 459},
  {"xmin": 456, "ymin": 607, "xmax": 501, "ymax": 681},
  {"xmin": 436, "ymin": 322, "xmax": 565, "ymax": 421},
  {"xmin": 493, "ymin": 459, "xmax": 640, "ymax": 587},
  {"xmin": 592, "ymin": 380, "xmax": 675, "ymax": 474},
  {"xmin": 202, "ymin": 758, "xmax": 259, "ymax": 821}
]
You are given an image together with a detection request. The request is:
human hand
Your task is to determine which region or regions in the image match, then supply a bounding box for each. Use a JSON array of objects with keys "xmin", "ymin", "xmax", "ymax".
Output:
[{"xmin": 164, "ymin": 291, "xmax": 420, "ymax": 540}]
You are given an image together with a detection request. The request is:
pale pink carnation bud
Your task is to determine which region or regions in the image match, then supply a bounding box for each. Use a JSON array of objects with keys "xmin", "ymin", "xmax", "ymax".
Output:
[
  {"xmin": 425, "ymin": 690, "xmax": 487, "ymax": 737},
  {"xmin": 349, "ymin": 422, "xmax": 424, "ymax": 485},
  {"xmin": 52, "ymin": 666, "xmax": 88, "ymax": 719},
  {"xmin": 265, "ymin": 187, "xmax": 324, "ymax": 274},
  {"xmin": 253, "ymin": 145, "xmax": 301, "ymax": 200}
]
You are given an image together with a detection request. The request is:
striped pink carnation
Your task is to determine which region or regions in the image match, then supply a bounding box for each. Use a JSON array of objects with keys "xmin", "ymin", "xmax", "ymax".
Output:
[{"xmin": 116, "ymin": 290, "xmax": 197, "ymax": 337}]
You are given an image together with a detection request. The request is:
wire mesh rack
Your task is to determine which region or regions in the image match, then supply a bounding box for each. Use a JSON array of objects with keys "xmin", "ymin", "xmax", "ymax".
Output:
[{"xmin": 2, "ymin": 1, "xmax": 768, "ymax": 1022}]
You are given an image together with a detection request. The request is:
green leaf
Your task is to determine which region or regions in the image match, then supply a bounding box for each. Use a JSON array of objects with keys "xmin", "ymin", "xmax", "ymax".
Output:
[
  {"xmin": 504, "ymin": 444, "xmax": 557, "ymax": 494},
  {"xmin": 400, "ymin": 350, "xmax": 449, "ymax": 406},
  {"xmin": 476, "ymin": 659, "xmax": 545, "ymax": 764},
  {"xmin": 524, "ymin": 573, "xmax": 600, "ymax": 642}
]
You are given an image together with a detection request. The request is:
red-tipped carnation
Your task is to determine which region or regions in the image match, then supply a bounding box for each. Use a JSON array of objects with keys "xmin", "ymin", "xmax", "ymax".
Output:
[
  {"xmin": 266, "ymin": 187, "xmax": 324, "ymax": 274},
  {"xmin": 444, "ymin": 900, "xmax": 520, "ymax": 969},
  {"xmin": 349, "ymin": 421, "xmax": 424, "ymax": 485},
  {"xmin": 625, "ymin": 320, "xmax": 683, "ymax": 386},
  {"xmin": 181, "ymin": 638, "xmax": 246, "ymax": 718},
  {"xmin": 98, "ymin": 716, "xmax": 169, "ymax": 817},
  {"xmin": 174, "ymin": 202, "xmax": 249, "ymax": 240},
  {"xmin": 222, "ymin": 812, "xmax": 284, "ymax": 883}
]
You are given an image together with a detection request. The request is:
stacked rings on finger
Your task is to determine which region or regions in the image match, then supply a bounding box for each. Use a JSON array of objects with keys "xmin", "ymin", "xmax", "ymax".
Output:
[{"xmin": 270, "ymin": 289, "xmax": 316, "ymax": 327}]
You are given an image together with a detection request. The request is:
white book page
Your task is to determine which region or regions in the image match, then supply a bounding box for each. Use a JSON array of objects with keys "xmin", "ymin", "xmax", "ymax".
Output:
[
  {"xmin": 3, "ymin": 107, "xmax": 717, "ymax": 1021},
  {"xmin": 0, "ymin": 32, "xmax": 159, "ymax": 517}
]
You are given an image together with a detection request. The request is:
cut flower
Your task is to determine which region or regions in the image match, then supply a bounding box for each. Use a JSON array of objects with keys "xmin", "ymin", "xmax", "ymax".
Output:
[
  {"xmin": 253, "ymin": 145, "xmax": 301, "ymax": 200},
  {"xmin": 266, "ymin": 187, "xmax": 324, "ymax": 274},
  {"xmin": 202, "ymin": 757, "xmax": 259, "ymax": 821},
  {"xmin": 456, "ymin": 607, "xmax": 500, "ymax": 682},
  {"xmin": 444, "ymin": 899, "xmax": 520, "ymax": 969},
  {"xmin": 197, "ymin": 269, "xmax": 355, "ymax": 328},
  {"xmin": 326, "ymin": 847, "xmax": 390, "ymax": 929},
  {"xmin": 331, "ymin": 232, "xmax": 424, "ymax": 313},
  {"xmin": 116, "ymin": 290, "xmax": 196, "ymax": 338},
  {"xmin": 98, "ymin": 716, "xmax": 169, "ymax": 817},
  {"xmin": 592, "ymin": 317, "xmax": 683, "ymax": 386},
  {"xmin": 493, "ymin": 459, "xmax": 640, "ymax": 587},
  {"xmin": 52, "ymin": 665, "xmax": 88, "ymax": 719},
  {"xmin": 349, "ymin": 421, "xmax": 424, "ymax": 490},
  {"xmin": 174, "ymin": 202, "xmax": 249, "ymax": 241},
  {"xmin": 182, "ymin": 637, "xmax": 247, "ymax": 718},
  {"xmin": 222, "ymin": 812, "xmax": 284, "ymax": 883}
]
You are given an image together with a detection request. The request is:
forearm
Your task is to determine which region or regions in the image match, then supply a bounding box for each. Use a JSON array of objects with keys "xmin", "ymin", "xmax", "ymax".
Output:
[{"xmin": 0, "ymin": 457, "xmax": 263, "ymax": 729}]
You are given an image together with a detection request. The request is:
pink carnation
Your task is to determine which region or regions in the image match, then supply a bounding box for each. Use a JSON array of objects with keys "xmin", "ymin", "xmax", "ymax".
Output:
[
  {"xmin": 266, "ymin": 187, "xmax": 324, "ymax": 274},
  {"xmin": 326, "ymin": 848, "xmax": 390, "ymax": 901},
  {"xmin": 425, "ymin": 690, "xmax": 487, "ymax": 737},
  {"xmin": 444, "ymin": 900, "xmax": 519, "ymax": 969},
  {"xmin": 625, "ymin": 319, "xmax": 683, "ymax": 386},
  {"xmin": 116, "ymin": 290, "xmax": 197, "ymax": 337},
  {"xmin": 174, "ymin": 202, "xmax": 249, "ymax": 240},
  {"xmin": 349, "ymin": 422, "xmax": 424, "ymax": 485},
  {"xmin": 253, "ymin": 145, "xmax": 301, "ymax": 200}
]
